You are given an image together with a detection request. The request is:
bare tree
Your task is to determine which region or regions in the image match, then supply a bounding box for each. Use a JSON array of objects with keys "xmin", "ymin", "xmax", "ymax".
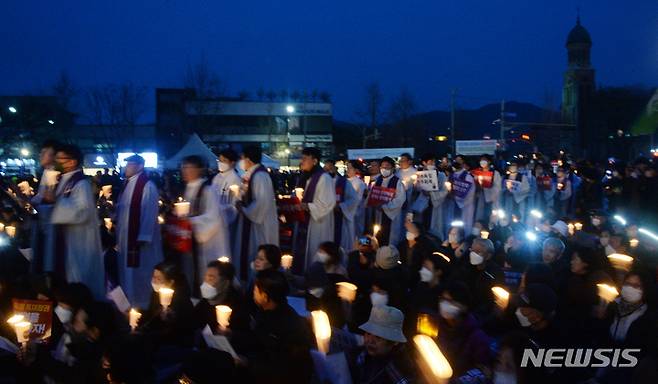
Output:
[
  {"xmin": 52, "ymin": 70, "xmax": 76, "ymax": 111},
  {"xmin": 183, "ymin": 54, "xmax": 224, "ymax": 98},
  {"xmin": 388, "ymin": 87, "xmax": 417, "ymax": 146},
  {"xmin": 319, "ymin": 91, "xmax": 331, "ymax": 103},
  {"xmin": 355, "ymin": 82, "xmax": 384, "ymax": 148}
]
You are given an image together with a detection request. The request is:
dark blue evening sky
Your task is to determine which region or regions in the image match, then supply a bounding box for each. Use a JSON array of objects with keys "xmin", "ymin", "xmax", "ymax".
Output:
[{"xmin": 1, "ymin": 0, "xmax": 656, "ymax": 121}]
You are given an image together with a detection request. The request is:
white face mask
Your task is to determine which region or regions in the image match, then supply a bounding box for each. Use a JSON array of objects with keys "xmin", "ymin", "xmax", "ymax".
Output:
[
  {"xmin": 200, "ymin": 282, "xmax": 218, "ymax": 299},
  {"xmin": 309, "ymin": 287, "xmax": 325, "ymax": 298},
  {"xmin": 480, "ymin": 160, "xmax": 489, "ymax": 168},
  {"xmin": 492, "ymin": 371, "xmax": 517, "ymax": 384},
  {"xmin": 238, "ymin": 159, "xmax": 247, "ymax": 171},
  {"xmin": 600, "ymin": 237, "xmax": 610, "ymax": 247},
  {"xmin": 380, "ymin": 168, "xmax": 392, "ymax": 178},
  {"xmin": 151, "ymin": 281, "xmax": 163, "ymax": 292},
  {"xmin": 592, "ymin": 217, "xmax": 601, "ymax": 227},
  {"xmin": 515, "ymin": 308, "xmax": 532, "ymax": 327},
  {"xmin": 439, "ymin": 300, "xmax": 461, "ymax": 319},
  {"xmin": 406, "ymin": 231, "xmax": 416, "ymax": 241},
  {"xmin": 448, "ymin": 234, "xmax": 459, "ymax": 243},
  {"xmin": 370, "ymin": 292, "xmax": 388, "ymax": 307},
  {"xmin": 419, "ymin": 267, "xmax": 433, "ymax": 283},
  {"xmin": 469, "ymin": 251, "xmax": 484, "ymax": 265},
  {"xmin": 54, "ymin": 305, "xmax": 73, "ymax": 324},
  {"xmin": 218, "ymin": 161, "xmax": 231, "ymax": 173},
  {"xmin": 621, "ymin": 285, "xmax": 643, "ymax": 303},
  {"xmin": 316, "ymin": 251, "xmax": 330, "ymax": 264}
]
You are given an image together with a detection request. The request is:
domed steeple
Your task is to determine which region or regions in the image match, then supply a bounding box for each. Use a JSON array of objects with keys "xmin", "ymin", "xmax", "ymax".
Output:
[
  {"xmin": 566, "ymin": 15, "xmax": 592, "ymax": 46},
  {"xmin": 565, "ymin": 13, "xmax": 592, "ymax": 68}
]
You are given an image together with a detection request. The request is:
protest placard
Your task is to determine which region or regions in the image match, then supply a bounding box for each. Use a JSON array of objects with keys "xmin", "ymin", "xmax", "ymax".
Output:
[
  {"xmin": 12, "ymin": 299, "xmax": 53, "ymax": 340},
  {"xmin": 416, "ymin": 170, "xmax": 439, "ymax": 192}
]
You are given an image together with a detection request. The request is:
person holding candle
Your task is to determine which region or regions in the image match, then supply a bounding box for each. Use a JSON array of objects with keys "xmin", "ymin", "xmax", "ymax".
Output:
[
  {"xmin": 29, "ymin": 139, "xmax": 60, "ymax": 274},
  {"xmin": 235, "ymin": 146, "xmax": 279, "ymax": 281},
  {"xmin": 473, "ymin": 154, "xmax": 502, "ymax": 223},
  {"xmin": 501, "ymin": 160, "xmax": 531, "ymax": 223},
  {"xmin": 212, "ymin": 148, "xmax": 243, "ymax": 258},
  {"xmin": 446, "ymin": 155, "xmax": 477, "ymax": 237},
  {"xmin": 324, "ymin": 159, "xmax": 359, "ymax": 253},
  {"xmin": 397, "ymin": 153, "xmax": 417, "ymax": 237},
  {"xmin": 411, "ymin": 153, "xmax": 450, "ymax": 239},
  {"xmin": 180, "ymin": 155, "xmax": 227, "ymax": 296},
  {"xmin": 49, "ymin": 144, "xmax": 104, "ymax": 298},
  {"xmin": 553, "ymin": 165, "xmax": 573, "ymax": 217},
  {"xmin": 346, "ymin": 160, "xmax": 368, "ymax": 243},
  {"xmin": 367, "ymin": 156, "xmax": 406, "ymax": 247},
  {"xmin": 116, "ymin": 154, "xmax": 163, "ymax": 308},
  {"xmin": 292, "ymin": 147, "xmax": 336, "ymax": 271}
]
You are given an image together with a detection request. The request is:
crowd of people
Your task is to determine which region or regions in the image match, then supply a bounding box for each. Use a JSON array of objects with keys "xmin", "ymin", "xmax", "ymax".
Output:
[{"xmin": 0, "ymin": 140, "xmax": 657, "ymax": 383}]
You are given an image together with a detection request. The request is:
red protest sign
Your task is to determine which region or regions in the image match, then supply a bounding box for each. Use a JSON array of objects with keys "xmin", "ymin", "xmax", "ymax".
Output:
[
  {"xmin": 472, "ymin": 170, "xmax": 494, "ymax": 189},
  {"xmin": 277, "ymin": 195, "xmax": 306, "ymax": 223},
  {"xmin": 537, "ymin": 175, "xmax": 553, "ymax": 190},
  {"xmin": 12, "ymin": 299, "xmax": 53, "ymax": 340},
  {"xmin": 367, "ymin": 185, "xmax": 396, "ymax": 207},
  {"xmin": 165, "ymin": 217, "xmax": 193, "ymax": 253}
]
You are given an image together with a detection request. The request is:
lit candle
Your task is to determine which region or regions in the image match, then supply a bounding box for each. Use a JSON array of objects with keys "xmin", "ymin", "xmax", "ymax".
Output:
[
  {"xmin": 174, "ymin": 201, "xmax": 190, "ymax": 217},
  {"xmin": 629, "ymin": 238, "xmax": 639, "ymax": 248},
  {"xmin": 281, "ymin": 254, "xmax": 293, "ymax": 270},
  {"xmin": 218, "ymin": 256, "xmax": 230, "ymax": 263},
  {"xmin": 294, "ymin": 188, "xmax": 304, "ymax": 200},
  {"xmin": 157, "ymin": 215, "xmax": 165, "ymax": 225},
  {"xmin": 480, "ymin": 230, "xmax": 489, "ymax": 239},
  {"xmin": 557, "ymin": 182, "xmax": 564, "ymax": 190},
  {"xmin": 129, "ymin": 308, "xmax": 141, "ymax": 331},
  {"xmin": 215, "ymin": 305, "xmax": 232, "ymax": 330},
  {"xmin": 13, "ymin": 321, "xmax": 31, "ymax": 344},
  {"xmin": 43, "ymin": 169, "xmax": 60, "ymax": 187},
  {"xmin": 491, "ymin": 286, "xmax": 510, "ymax": 310},
  {"xmin": 413, "ymin": 334, "xmax": 453, "ymax": 381},
  {"xmin": 5, "ymin": 226, "xmax": 16, "ymax": 238},
  {"xmin": 373, "ymin": 224, "xmax": 381, "ymax": 236},
  {"xmin": 444, "ymin": 181, "xmax": 452, "ymax": 191},
  {"xmin": 568, "ymin": 223, "xmax": 575, "ymax": 235},
  {"xmin": 0, "ymin": 223, "xmax": 4, "ymax": 232},
  {"xmin": 103, "ymin": 218, "xmax": 112, "ymax": 231},
  {"xmin": 574, "ymin": 222, "xmax": 583, "ymax": 231},
  {"xmin": 158, "ymin": 288, "xmax": 174, "ymax": 309},
  {"xmin": 478, "ymin": 175, "xmax": 483, "ymax": 185},
  {"xmin": 597, "ymin": 283, "xmax": 619, "ymax": 303},
  {"xmin": 416, "ymin": 313, "xmax": 438, "ymax": 338},
  {"xmin": 411, "ymin": 174, "xmax": 418, "ymax": 183},
  {"xmin": 311, "ymin": 310, "xmax": 331, "ymax": 355},
  {"xmin": 229, "ymin": 184, "xmax": 240, "ymax": 198},
  {"xmin": 101, "ymin": 185, "xmax": 112, "ymax": 198},
  {"xmin": 336, "ymin": 282, "xmax": 357, "ymax": 303},
  {"xmin": 607, "ymin": 253, "xmax": 634, "ymax": 271},
  {"xmin": 363, "ymin": 176, "xmax": 371, "ymax": 185},
  {"xmin": 432, "ymin": 252, "xmax": 451, "ymax": 263}
]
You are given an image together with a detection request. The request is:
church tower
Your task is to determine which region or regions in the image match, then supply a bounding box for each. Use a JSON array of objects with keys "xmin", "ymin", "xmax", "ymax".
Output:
[{"xmin": 561, "ymin": 14, "xmax": 596, "ymax": 155}]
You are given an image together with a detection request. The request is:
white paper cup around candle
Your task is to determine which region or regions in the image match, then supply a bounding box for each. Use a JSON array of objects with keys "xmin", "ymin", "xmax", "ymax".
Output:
[
  {"xmin": 14, "ymin": 321, "xmax": 31, "ymax": 343},
  {"xmin": 445, "ymin": 181, "xmax": 452, "ymax": 191},
  {"xmin": 5, "ymin": 226, "xmax": 16, "ymax": 238},
  {"xmin": 104, "ymin": 218, "xmax": 112, "ymax": 231},
  {"xmin": 629, "ymin": 238, "xmax": 639, "ymax": 248},
  {"xmin": 294, "ymin": 188, "xmax": 304, "ymax": 200},
  {"xmin": 311, "ymin": 310, "xmax": 331, "ymax": 355},
  {"xmin": 215, "ymin": 305, "xmax": 232, "ymax": 330},
  {"xmin": 574, "ymin": 222, "xmax": 583, "ymax": 231},
  {"xmin": 364, "ymin": 176, "xmax": 371, "ymax": 185},
  {"xmin": 413, "ymin": 334, "xmax": 453, "ymax": 381},
  {"xmin": 0, "ymin": 223, "xmax": 4, "ymax": 232},
  {"xmin": 491, "ymin": 286, "xmax": 510, "ymax": 310},
  {"xmin": 568, "ymin": 223, "xmax": 575, "ymax": 236},
  {"xmin": 174, "ymin": 201, "xmax": 190, "ymax": 217},
  {"xmin": 101, "ymin": 185, "xmax": 112, "ymax": 198},
  {"xmin": 43, "ymin": 169, "xmax": 60, "ymax": 187},
  {"xmin": 411, "ymin": 174, "xmax": 418, "ymax": 183},
  {"xmin": 129, "ymin": 308, "xmax": 141, "ymax": 331},
  {"xmin": 158, "ymin": 288, "xmax": 174, "ymax": 308},
  {"xmin": 281, "ymin": 254, "xmax": 293, "ymax": 270},
  {"xmin": 158, "ymin": 215, "xmax": 165, "ymax": 225},
  {"xmin": 480, "ymin": 230, "xmax": 489, "ymax": 239},
  {"xmin": 373, "ymin": 224, "xmax": 381, "ymax": 236},
  {"xmin": 6, "ymin": 314, "xmax": 24, "ymax": 325},
  {"xmin": 218, "ymin": 256, "xmax": 230, "ymax": 263},
  {"xmin": 597, "ymin": 283, "xmax": 619, "ymax": 303},
  {"xmin": 607, "ymin": 253, "xmax": 634, "ymax": 271},
  {"xmin": 229, "ymin": 184, "xmax": 240, "ymax": 198},
  {"xmin": 336, "ymin": 282, "xmax": 358, "ymax": 302}
]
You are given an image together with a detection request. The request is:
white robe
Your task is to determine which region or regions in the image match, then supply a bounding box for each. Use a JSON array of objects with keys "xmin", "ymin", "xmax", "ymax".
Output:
[
  {"xmin": 369, "ymin": 175, "xmax": 406, "ymax": 246},
  {"xmin": 116, "ymin": 172, "xmax": 163, "ymax": 308},
  {"xmin": 503, "ymin": 173, "xmax": 531, "ymax": 221},
  {"xmin": 348, "ymin": 176, "xmax": 367, "ymax": 239},
  {"xmin": 412, "ymin": 171, "xmax": 449, "ymax": 238},
  {"xmin": 397, "ymin": 167, "xmax": 417, "ymax": 239},
  {"xmin": 474, "ymin": 169, "xmax": 502, "ymax": 222},
  {"xmin": 334, "ymin": 176, "xmax": 359, "ymax": 253},
  {"xmin": 450, "ymin": 169, "xmax": 476, "ymax": 235},
  {"xmin": 51, "ymin": 170, "xmax": 104, "ymax": 298},
  {"xmin": 185, "ymin": 179, "xmax": 229, "ymax": 289},
  {"xmin": 212, "ymin": 169, "xmax": 242, "ymax": 260},
  {"xmin": 30, "ymin": 169, "xmax": 56, "ymax": 272},
  {"xmin": 301, "ymin": 172, "xmax": 336, "ymax": 269},
  {"xmin": 237, "ymin": 165, "xmax": 279, "ymax": 278}
]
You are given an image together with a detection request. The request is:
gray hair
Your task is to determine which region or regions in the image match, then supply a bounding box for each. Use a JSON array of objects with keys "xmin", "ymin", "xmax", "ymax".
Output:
[
  {"xmin": 473, "ymin": 238, "xmax": 495, "ymax": 257},
  {"xmin": 543, "ymin": 237, "xmax": 565, "ymax": 254}
]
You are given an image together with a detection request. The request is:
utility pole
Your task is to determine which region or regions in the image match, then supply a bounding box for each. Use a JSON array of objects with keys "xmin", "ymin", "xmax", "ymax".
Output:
[
  {"xmin": 450, "ymin": 89, "xmax": 456, "ymax": 155},
  {"xmin": 499, "ymin": 99, "xmax": 506, "ymax": 141}
]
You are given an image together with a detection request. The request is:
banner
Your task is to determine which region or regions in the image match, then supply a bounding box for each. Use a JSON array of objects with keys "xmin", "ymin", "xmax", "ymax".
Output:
[
  {"xmin": 367, "ymin": 186, "xmax": 396, "ymax": 207},
  {"xmin": 277, "ymin": 195, "xmax": 306, "ymax": 223},
  {"xmin": 472, "ymin": 170, "xmax": 494, "ymax": 189},
  {"xmin": 415, "ymin": 170, "xmax": 439, "ymax": 191},
  {"xmin": 12, "ymin": 299, "xmax": 53, "ymax": 340},
  {"xmin": 455, "ymin": 140, "xmax": 498, "ymax": 155},
  {"xmin": 451, "ymin": 177, "xmax": 473, "ymax": 200}
]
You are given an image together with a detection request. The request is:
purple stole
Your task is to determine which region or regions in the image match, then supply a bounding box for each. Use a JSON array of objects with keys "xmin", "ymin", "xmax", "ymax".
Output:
[
  {"xmin": 54, "ymin": 170, "xmax": 87, "ymax": 278},
  {"xmin": 374, "ymin": 175, "xmax": 398, "ymax": 246},
  {"xmin": 292, "ymin": 170, "xmax": 324, "ymax": 273},
  {"xmin": 333, "ymin": 175, "xmax": 347, "ymax": 244},
  {"xmin": 126, "ymin": 172, "xmax": 149, "ymax": 268},
  {"xmin": 239, "ymin": 165, "xmax": 268, "ymax": 280}
]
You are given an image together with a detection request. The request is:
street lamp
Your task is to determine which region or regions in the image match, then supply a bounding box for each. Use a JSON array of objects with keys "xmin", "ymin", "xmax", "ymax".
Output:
[
  {"xmin": 8, "ymin": 106, "xmax": 17, "ymax": 113},
  {"xmin": 48, "ymin": 120, "xmax": 55, "ymax": 125},
  {"xmin": 20, "ymin": 148, "xmax": 30, "ymax": 157},
  {"xmin": 286, "ymin": 105, "xmax": 295, "ymax": 114}
]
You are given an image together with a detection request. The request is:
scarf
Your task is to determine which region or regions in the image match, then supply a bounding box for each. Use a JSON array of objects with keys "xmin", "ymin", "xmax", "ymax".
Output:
[{"xmin": 126, "ymin": 172, "xmax": 150, "ymax": 268}]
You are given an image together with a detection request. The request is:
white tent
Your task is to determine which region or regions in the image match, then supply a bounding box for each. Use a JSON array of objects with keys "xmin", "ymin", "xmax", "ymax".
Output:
[{"xmin": 165, "ymin": 133, "xmax": 218, "ymax": 170}]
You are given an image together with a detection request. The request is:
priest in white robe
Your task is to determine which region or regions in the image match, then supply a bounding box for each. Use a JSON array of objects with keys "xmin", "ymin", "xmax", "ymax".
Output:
[
  {"xmin": 411, "ymin": 155, "xmax": 449, "ymax": 238},
  {"xmin": 346, "ymin": 160, "xmax": 368, "ymax": 239},
  {"xmin": 116, "ymin": 155, "xmax": 163, "ymax": 308},
  {"xmin": 235, "ymin": 146, "xmax": 279, "ymax": 281},
  {"xmin": 180, "ymin": 155, "xmax": 228, "ymax": 295},
  {"xmin": 367, "ymin": 157, "xmax": 406, "ymax": 246},
  {"xmin": 295, "ymin": 147, "xmax": 335, "ymax": 270},
  {"xmin": 30, "ymin": 140, "xmax": 59, "ymax": 273},
  {"xmin": 49, "ymin": 145, "xmax": 104, "ymax": 298},
  {"xmin": 324, "ymin": 160, "xmax": 359, "ymax": 253},
  {"xmin": 397, "ymin": 152, "xmax": 417, "ymax": 237},
  {"xmin": 473, "ymin": 155, "xmax": 502, "ymax": 222},
  {"xmin": 502, "ymin": 160, "xmax": 531, "ymax": 222},
  {"xmin": 211, "ymin": 148, "xmax": 242, "ymax": 260},
  {"xmin": 448, "ymin": 156, "xmax": 476, "ymax": 236}
]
